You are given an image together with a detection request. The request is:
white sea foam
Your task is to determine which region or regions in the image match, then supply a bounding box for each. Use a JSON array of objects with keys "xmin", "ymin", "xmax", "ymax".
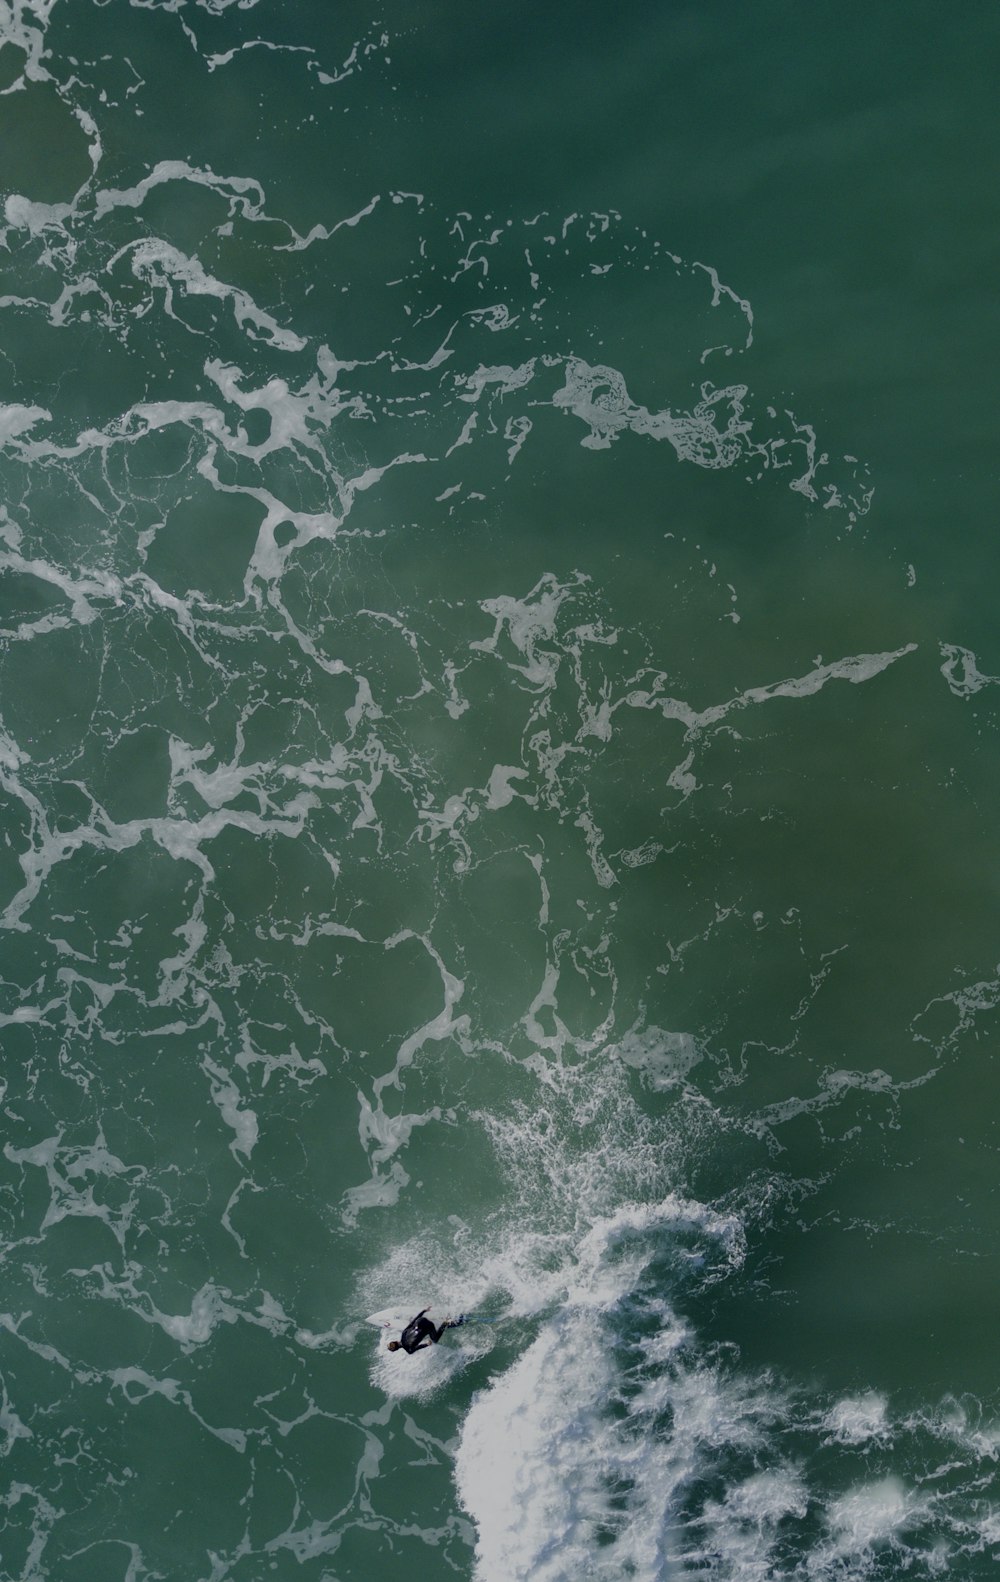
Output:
[
  {"xmin": 122, "ymin": 238, "xmax": 307, "ymax": 352},
  {"xmin": 824, "ymin": 1390, "xmax": 890, "ymax": 1444},
  {"xmin": 0, "ymin": 402, "xmax": 51, "ymax": 447},
  {"xmin": 812, "ymin": 1475, "xmax": 925, "ymax": 1573},
  {"xmin": 357, "ymin": 1027, "xmax": 999, "ymax": 1579},
  {"xmin": 617, "ymin": 1024, "xmax": 703, "ymax": 1090},
  {"xmin": 4, "ymin": 1130, "xmax": 137, "ymax": 1246},
  {"xmin": 452, "ymin": 1199, "xmax": 755, "ymax": 1582},
  {"xmin": 939, "ymin": 641, "xmax": 1000, "ymax": 698},
  {"xmin": 694, "ymin": 1467, "xmax": 810, "ymax": 1580},
  {"xmin": 358, "ymin": 1036, "xmax": 763, "ymax": 1572}
]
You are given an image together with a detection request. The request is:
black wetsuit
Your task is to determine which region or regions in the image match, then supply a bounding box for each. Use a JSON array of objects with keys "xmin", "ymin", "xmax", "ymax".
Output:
[{"xmin": 398, "ymin": 1309, "xmax": 461, "ymax": 1354}]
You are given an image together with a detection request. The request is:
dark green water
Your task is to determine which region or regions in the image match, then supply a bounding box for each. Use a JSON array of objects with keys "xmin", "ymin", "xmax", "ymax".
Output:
[{"xmin": 2, "ymin": 3, "xmax": 1000, "ymax": 1578}]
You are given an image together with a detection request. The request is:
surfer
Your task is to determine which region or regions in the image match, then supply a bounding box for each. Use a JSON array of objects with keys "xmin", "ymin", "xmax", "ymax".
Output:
[{"xmin": 387, "ymin": 1308, "xmax": 465, "ymax": 1354}]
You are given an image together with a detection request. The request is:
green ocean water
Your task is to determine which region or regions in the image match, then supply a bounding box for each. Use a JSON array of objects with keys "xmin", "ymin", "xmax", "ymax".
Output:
[{"xmin": 2, "ymin": 2, "xmax": 1000, "ymax": 1577}]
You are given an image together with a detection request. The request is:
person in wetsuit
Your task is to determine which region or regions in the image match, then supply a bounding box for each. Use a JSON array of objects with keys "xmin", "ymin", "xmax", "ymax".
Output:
[{"xmin": 387, "ymin": 1309, "xmax": 465, "ymax": 1354}]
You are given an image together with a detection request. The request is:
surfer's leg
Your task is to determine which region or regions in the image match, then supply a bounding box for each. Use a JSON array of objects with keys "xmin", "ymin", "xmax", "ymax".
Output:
[{"xmin": 430, "ymin": 1316, "xmax": 465, "ymax": 1341}]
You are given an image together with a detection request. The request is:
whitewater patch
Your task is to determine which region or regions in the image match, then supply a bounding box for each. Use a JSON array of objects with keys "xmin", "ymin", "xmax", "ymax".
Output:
[
  {"xmin": 358, "ymin": 1041, "xmax": 1000, "ymax": 1581},
  {"xmin": 453, "ymin": 1197, "xmax": 750, "ymax": 1582}
]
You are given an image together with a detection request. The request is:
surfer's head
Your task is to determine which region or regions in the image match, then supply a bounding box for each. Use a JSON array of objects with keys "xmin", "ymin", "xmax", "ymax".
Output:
[{"xmin": 387, "ymin": 1339, "xmax": 402, "ymax": 1351}]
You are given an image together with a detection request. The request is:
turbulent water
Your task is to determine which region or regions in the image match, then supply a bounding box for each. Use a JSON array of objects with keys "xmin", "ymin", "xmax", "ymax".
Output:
[{"xmin": 2, "ymin": 3, "xmax": 1000, "ymax": 1578}]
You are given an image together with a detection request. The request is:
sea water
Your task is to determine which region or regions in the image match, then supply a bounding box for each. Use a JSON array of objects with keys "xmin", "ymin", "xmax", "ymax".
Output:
[{"xmin": 2, "ymin": 2, "xmax": 1000, "ymax": 1578}]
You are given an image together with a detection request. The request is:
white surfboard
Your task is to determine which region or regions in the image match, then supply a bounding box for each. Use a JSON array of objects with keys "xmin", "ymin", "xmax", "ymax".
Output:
[{"xmin": 365, "ymin": 1305, "xmax": 452, "ymax": 1333}]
